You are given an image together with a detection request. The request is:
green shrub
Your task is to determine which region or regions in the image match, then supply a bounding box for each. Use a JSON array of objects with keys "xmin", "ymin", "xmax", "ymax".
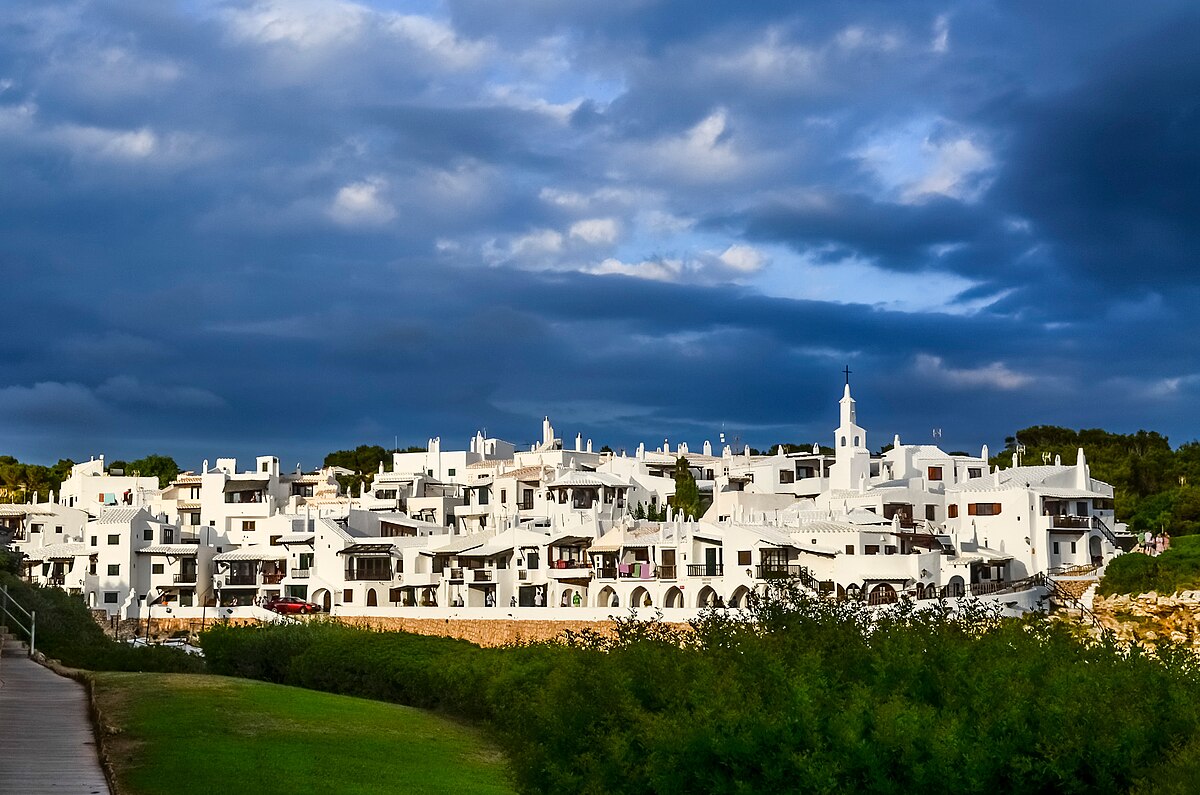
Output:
[
  {"xmin": 0, "ymin": 572, "xmax": 204, "ymax": 673},
  {"xmin": 200, "ymin": 586, "xmax": 1200, "ymax": 794},
  {"xmin": 1100, "ymin": 536, "xmax": 1200, "ymax": 595}
]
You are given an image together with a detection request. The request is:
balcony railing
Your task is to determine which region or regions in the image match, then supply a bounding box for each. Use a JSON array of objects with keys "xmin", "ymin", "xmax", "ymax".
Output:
[
  {"xmin": 1050, "ymin": 515, "xmax": 1091, "ymax": 529},
  {"xmin": 472, "ymin": 569, "xmax": 493, "ymax": 582},
  {"xmin": 658, "ymin": 564, "xmax": 677, "ymax": 579},
  {"xmin": 262, "ymin": 572, "xmax": 285, "ymax": 584},
  {"xmin": 687, "ymin": 564, "xmax": 724, "ymax": 577},
  {"xmin": 344, "ymin": 569, "xmax": 394, "ymax": 581},
  {"xmin": 290, "ymin": 568, "xmax": 311, "ymax": 579},
  {"xmin": 173, "ymin": 573, "xmax": 197, "ymax": 584},
  {"xmin": 756, "ymin": 564, "xmax": 806, "ymax": 579},
  {"xmin": 180, "ymin": 532, "xmax": 201, "ymax": 544},
  {"xmin": 519, "ymin": 500, "xmax": 534, "ymax": 511},
  {"xmin": 448, "ymin": 567, "xmax": 464, "ymax": 581},
  {"xmin": 48, "ymin": 576, "xmax": 66, "ymax": 586},
  {"xmin": 598, "ymin": 567, "xmax": 617, "ymax": 579}
]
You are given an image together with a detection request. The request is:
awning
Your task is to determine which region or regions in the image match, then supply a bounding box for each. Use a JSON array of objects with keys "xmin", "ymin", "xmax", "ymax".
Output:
[
  {"xmin": 139, "ymin": 544, "xmax": 199, "ymax": 557},
  {"xmin": 223, "ymin": 479, "xmax": 269, "ymax": 493},
  {"xmin": 213, "ymin": 547, "xmax": 287, "ymax": 561},
  {"xmin": 550, "ymin": 533, "xmax": 592, "ymax": 546},
  {"xmin": 337, "ymin": 543, "xmax": 397, "ymax": 556},
  {"xmin": 277, "ymin": 532, "xmax": 315, "ymax": 544}
]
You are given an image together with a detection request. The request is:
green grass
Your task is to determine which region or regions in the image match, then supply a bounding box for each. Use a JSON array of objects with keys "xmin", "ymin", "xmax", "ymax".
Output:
[{"xmin": 90, "ymin": 672, "xmax": 516, "ymax": 795}]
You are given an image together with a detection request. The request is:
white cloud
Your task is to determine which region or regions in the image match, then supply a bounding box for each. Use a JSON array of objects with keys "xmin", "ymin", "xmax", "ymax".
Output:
[
  {"xmin": 328, "ymin": 178, "xmax": 396, "ymax": 226},
  {"xmin": 717, "ymin": 244, "xmax": 766, "ymax": 273},
  {"xmin": 710, "ymin": 28, "xmax": 818, "ymax": 83},
  {"xmin": 386, "ymin": 14, "xmax": 491, "ymax": 69},
  {"xmin": 587, "ymin": 257, "xmax": 683, "ymax": 282},
  {"xmin": 835, "ymin": 26, "xmax": 903, "ymax": 53},
  {"xmin": 56, "ymin": 125, "xmax": 158, "ymax": 159},
  {"xmin": 510, "ymin": 229, "xmax": 564, "ymax": 257},
  {"xmin": 569, "ymin": 218, "xmax": 620, "ymax": 245},
  {"xmin": 857, "ymin": 116, "xmax": 994, "ymax": 203},
  {"xmin": 630, "ymin": 108, "xmax": 749, "ymax": 184},
  {"xmin": 914, "ymin": 354, "xmax": 1033, "ymax": 390},
  {"xmin": 223, "ymin": 0, "xmax": 368, "ymax": 48},
  {"xmin": 931, "ymin": 15, "xmax": 951, "ymax": 53}
]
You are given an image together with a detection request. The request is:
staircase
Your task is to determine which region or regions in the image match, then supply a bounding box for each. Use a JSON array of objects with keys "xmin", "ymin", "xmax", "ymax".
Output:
[
  {"xmin": 1036, "ymin": 573, "xmax": 1111, "ymax": 639},
  {"xmin": 1, "ymin": 625, "xmax": 29, "ymax": 657}
]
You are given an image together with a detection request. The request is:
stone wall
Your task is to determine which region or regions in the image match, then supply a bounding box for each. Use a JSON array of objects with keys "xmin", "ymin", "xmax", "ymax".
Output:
[
  {"xmin": 1093, "ymin": 591, "xmax": 1200, "ymax": 648},
  {"xmin": 94, "ymin": 613, "xmax": 691, "ymax": 647}
]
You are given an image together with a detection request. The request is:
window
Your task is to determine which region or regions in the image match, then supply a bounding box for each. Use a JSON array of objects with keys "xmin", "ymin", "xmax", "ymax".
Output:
[
  {"xmin": 968, "ymin": 468, "xmax": 982, "ymax": 479},
  {"xmin": 1077, "ymin": 501, "xmax": 1088, "ymax": 516},
  {"xmin": 107, "ymin": 564, "xmax": 120, "ymax": 576},
  {"xmin": 55, "ymin": 525, "xmax": 63, "ymax": 534},
  {"xmin": 841, "ymin": 436, "xmax": 847, "ymax": 447},
  {"xmin": 925, "ymin": 505, "xmax": 936, "ymax": 521},
  {"xmin": 1070, "ymin": 541, "xmax": 1077, "ymax": 554},
  {"xmin": 779, "ymin": 469, "xmax": 795, "ymax": 484},
  {"xmin": 526, "ymin": 551, "xmax": 540, "ymax": 569},
  {"xmin": 928, "ymin": 466, "xmax": 943, "ymax": 481},
  {"xmin": 31, "ymin": 524, "xmax": 42, "ymax": 533},
  {"xmin": 864, "ymin": 545, "xmax": 880, "ymax": 556},
  {"xmin": 884, "ymin": 545, "xmax": 897, "ymax": 555},
  {"xmin": 104, "ymin": 592, "xmax": 119, "ymax": 604},
  {"xmin": 845, "ymin": 545, "xmax": 855, "ymax": 555},
  {"xmin": 144, "ymin": 528, "xmax": 153, "ymax": 541},
  {"xmin": 737, "ymin": 550, "xmax": 752, "ymax": 566},
  {"xmin": 242, "ymin": 520, "xmax": 256, "ymax": 532},
  {"xmin": 967, "ymin": 503, "xmax": 1002, "ymax": 516},
  {"xmin": 1053, "ymin": 541, "xmax": 1060, "ymax": 555},
  {"xmin": 270, "ymin": 535, "xmax": 281, "ymax": 546},
  {"xmin": 948, "ymin": 505, "xmax": 959, "ymax": 518},
  {"xmin": 478, "ymin": 488, "xmax": 489, "ymax": 506},
  {"xmin": 152, "ymin": 563, "xmax": 164, "ymax": 575},
  {"xmin": 107, "ymin": 534, "xmax": 120, "ymax": 545},
  {"xmin": 854, "ymin": 436, "xmax": 860, "ymax": 447},
  {"xmin": 448, "ymin": 468, "xmax": 456, "ymax": 477},
  {"xmin": 90, "ymin": 536, "xmax": 97, "ymax": 546},
  {"xmin": 343, "ymin": 589, "xmax": 353, "ymax": 603},
  {"xmin": 500, "ymin": 489, "xmax": 507, "ymax": 503}
]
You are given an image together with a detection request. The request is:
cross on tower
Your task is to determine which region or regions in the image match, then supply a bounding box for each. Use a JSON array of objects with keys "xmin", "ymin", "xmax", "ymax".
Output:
[{"xmin": 843, "ymin": 365, "xmax": 852, "ymax": 385}]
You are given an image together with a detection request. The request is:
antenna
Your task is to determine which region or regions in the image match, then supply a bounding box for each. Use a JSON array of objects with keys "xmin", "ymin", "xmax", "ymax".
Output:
[{"xmin": 932, "ymin": 428, "xmax": 942, "ymax": 439}]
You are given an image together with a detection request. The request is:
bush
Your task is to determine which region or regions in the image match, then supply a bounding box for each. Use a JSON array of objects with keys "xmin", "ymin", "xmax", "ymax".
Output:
[
  {"xmin": 1100, "ymin": 535, "xmax": 1200, "ymax": 595},
  {"xmin": 201, "ymin": 586, "xmax": 1200, "ymax": 794},
  {"xmin": 0, "ymin": 572, "xmax": 204, "ymax": 673}
]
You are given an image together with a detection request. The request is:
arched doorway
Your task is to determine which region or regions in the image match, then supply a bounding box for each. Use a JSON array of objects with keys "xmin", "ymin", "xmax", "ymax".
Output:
[
  {"xmin": 313, "ymin": 589, "xmax": 332, "ymax": 612},
  {"xmin": 1090, "ymin": 535, "xmax": 1102, "ymax": 564},
  {"xmin": 597, "ymin": 585, "xmax": 618, "ymax": 608},
  {"xmin": 630, "ymin": 586, "xmax": 652, "ymax": 608},
  {"xmin": 729, "ymin": 585, "xmax": 752, "ymax": 608},
  {"xmin": 696, "ymin": 586, "xmax": 718, "ymax": 608},
  {"xmin": 946, "ymin": 576, "xmax": 965, "ymax": 598},
  {"xmin": 664, "ymin": 586, "xmax": 684, "ymax": 608},
  {"xmin": 868, "ymin": 583, "xmax": 897, "ymax": 605},
  {"xmin": 366, "ymin": 588, "xmax": 378, "ymax": 607}
]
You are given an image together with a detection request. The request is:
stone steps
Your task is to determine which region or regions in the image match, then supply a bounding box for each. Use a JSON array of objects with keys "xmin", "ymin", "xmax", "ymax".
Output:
[{"xmin": 0, "ymin": 625, "xmax": 29, "ymax": 657}]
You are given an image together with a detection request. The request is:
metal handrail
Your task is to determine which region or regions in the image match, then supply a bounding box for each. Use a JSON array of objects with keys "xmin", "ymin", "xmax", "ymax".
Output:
[{"xmin": 1, "ymin": 584, "xmax": 36, "ymax": 657}]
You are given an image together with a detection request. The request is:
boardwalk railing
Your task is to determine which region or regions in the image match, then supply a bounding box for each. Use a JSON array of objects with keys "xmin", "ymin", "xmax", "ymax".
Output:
[{"xmin": 1, "ymin": 584, "xmax": 36, "ymax": 657}]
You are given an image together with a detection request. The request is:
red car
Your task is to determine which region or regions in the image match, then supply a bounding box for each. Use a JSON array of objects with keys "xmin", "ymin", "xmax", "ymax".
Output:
[{"xmin": 266, "ymin": 596, "xmax": 321, "ymax": 615}]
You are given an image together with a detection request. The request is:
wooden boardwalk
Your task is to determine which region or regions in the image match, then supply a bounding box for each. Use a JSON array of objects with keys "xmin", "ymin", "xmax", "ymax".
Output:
[{"xmin": 0, "ymin": 642, "xmax": 110, "ymax": 795}]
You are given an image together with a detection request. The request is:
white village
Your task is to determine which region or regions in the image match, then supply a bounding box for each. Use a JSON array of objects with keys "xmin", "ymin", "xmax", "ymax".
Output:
[{"xmin": 1, "ymin": 381, "xmax": 1136, "ymax": 625}]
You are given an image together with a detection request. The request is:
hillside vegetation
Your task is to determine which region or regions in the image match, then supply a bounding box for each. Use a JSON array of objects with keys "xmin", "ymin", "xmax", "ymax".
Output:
[{"xmin": 202, "ymin": 586, "xmax": 1200, "ymax": 794}]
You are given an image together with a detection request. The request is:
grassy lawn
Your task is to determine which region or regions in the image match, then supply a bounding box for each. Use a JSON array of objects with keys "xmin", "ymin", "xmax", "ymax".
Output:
[{"xmin": 89, "ymin": 672, "xmax": 516, "ymax": 795}]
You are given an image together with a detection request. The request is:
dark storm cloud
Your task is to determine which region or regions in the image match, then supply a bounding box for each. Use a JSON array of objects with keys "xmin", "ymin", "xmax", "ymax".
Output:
[{"xmin": 2, "ymin": 0, "xmax": 1199, "ymax": 468}]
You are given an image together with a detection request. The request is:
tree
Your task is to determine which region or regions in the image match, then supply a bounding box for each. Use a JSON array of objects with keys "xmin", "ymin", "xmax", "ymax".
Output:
[
  {"xmin": 126, "ymin": 455, "xmax": 180, "ymax": 489},
  {"xmin": 672, "ymin": 457, "xmax": 702, "ymax": 520}
]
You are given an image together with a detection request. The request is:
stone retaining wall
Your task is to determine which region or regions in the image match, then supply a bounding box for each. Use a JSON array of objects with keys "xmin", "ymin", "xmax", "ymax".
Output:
[
  {"xmin": 95, "ymin": 614, "xmax": 691, "ymax": 647},
  {"xmin": 1093, "ymin": 591, "xmax": 1200, "ymax": 647}
]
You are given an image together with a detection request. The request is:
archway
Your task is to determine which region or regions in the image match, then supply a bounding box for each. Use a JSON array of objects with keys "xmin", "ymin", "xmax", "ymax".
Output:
[
  {"xmin": 868, "ymin": 583, "xmax": 897, "ymax": 605},
  {"xmin": 559, "ymin": 587, "xmax": 575, "ymax": 607},
  {"xmin": 729, "ymin": 585, "xmax": 752, "ymax": 608},
  {"xmin": 664, "ymin": 586, "xmax": 684, "ymax": 608},
  {"xmin": 696, "ymin": 585, "xmax": 718, "ymax": 608},
  {"xmin": 1090, "ymin": 535, "xmax": 1102, "ymax": 563},
  {"xmin": 946, "ymin": 576, "xmax": 965, "ymax": 598},
  {"xmin": 630, "ymin": 586, "xmax": 652, "ymax": 608},
  {"xmin": 366, "ymin": 588, "xmax": 378, "ymax": 607},
  {"xmin": 313, "ymin": 589, "xmax": 332, "ymax": 612},
  {"xmin": 597, "ymin": 585, "xmax": 618, "ymax": 608}
]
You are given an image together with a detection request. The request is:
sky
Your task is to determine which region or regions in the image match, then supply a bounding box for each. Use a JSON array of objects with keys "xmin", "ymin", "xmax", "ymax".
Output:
[{"xmin": 2, "ymin": 1, "xmax": 1199, "ymax": 471}]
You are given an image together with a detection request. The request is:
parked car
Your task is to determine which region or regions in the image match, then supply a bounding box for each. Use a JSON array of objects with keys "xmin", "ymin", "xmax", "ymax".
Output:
[{"xmin": 265, "ymin": 596, "xmax": 321, "ymax": 614}]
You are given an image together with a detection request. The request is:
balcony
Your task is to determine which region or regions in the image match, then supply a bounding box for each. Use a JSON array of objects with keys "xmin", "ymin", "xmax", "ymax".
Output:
[
  {"xmin": 756, "ymin": 564, "xmax": 806, "ymax": 580},
  {"xmin": 658, "ymin": 564, "xmax": 677, "ymax": 580},
  {"xmin": 472, "ymin": 569, "xmax": 493, "ymax": 582},
  {"xmin": 262, "ymin": 572, "xmax": 285, "ymax": 584},
  {"xmin": 448, "ymin": 567, "xmax": 465, "ymax": 581},
  {"xmin": 173, "ymin": 573, "xmax": 197, "ymax": 584},
  {"xmin": 290, "ymin": 568, "xmax": 311, "ymax": 579},
  {"xmin": 1051, "ymin": 515, "xmax": 1091, "ymax": 530},
  {"xmin": 180, "ymin": 531, "xmax": 201, "ymax": 544},
  {"xmin": 687, "ymin": 564, "xmax": 724, "ymax": 577},
  {"xmin": 597, "ymin": 566, "xmax": 617, "ymax": 579},
  {"xmin": 225, "ymin": 574, "xmax": 257, "ymax": 586},
  {"xmin": 619, "ymin": 564, "xmax": 656, "ymax": 579}
]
